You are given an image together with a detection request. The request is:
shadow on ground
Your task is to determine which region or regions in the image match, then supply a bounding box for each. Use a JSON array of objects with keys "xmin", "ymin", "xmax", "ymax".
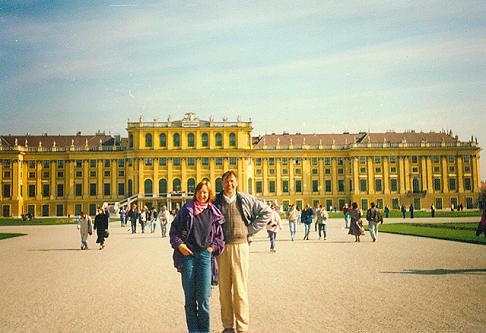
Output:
[{"xmin": 382, "ymin": 268, "xmax": 486, "ymax": 275}]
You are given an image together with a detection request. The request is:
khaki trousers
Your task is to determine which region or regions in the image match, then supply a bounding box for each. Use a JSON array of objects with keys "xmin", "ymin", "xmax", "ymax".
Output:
[{"xmin": 217, "ymin": 242, "xmax": 249, "ymax": 332}]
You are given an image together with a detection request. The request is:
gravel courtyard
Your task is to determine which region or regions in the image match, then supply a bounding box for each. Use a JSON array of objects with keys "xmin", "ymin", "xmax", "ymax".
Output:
[{"xmin": 1, "ymin": 218, "xmax": 485, "ymax": 332}]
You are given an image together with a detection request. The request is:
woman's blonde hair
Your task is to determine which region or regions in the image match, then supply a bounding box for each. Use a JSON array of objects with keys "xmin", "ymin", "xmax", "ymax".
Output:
[{"xmin": 193, "ymin": 180, "xmax": 215, "ymax": 203}]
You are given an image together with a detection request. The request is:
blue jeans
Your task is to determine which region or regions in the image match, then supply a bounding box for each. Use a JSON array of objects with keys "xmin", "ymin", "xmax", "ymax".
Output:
[
  {"xmin": 369, "ymin": 221, "xmax": 378, "ymax": 241},
  {"xmin": 131, "ymin": 220, "xmax": 137, "ymax": 233},
  {"xmin": 304, "ymin": 223, "xmax": 311, "ymax": 239},
  {"xmin": 267, "ymin": 230, "xmax": 277, "ymax": 250},
  {"xmin": 344, "ymin": 213, "xmax": 350, "ymax": 228},
  {"xmin": 318, "ymin": 223, "xmax": 327, "ymax": 238},
  {"xmin": 289, "ymin": 221, "xmax": 296, "ymax": 240},
  {"xmin": 181, "ymin": 250, "xmax": 212, "ymax": 333},
  {"xmin": 150, "ymin": 220, "xmax": 156, "ymax": 233}
]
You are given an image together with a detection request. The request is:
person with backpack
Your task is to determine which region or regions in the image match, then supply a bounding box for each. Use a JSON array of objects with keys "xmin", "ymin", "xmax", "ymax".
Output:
[
  {"xmin": 286, "ymin": 204, "xmax": 298, "ymax": 241},
  {"xmin": 316, "ymin": 204, "xmax": 329, "ymax": 240},
  {"xmin": 366, "ymin": 202, "xmax": 383, "ymax": 242}
]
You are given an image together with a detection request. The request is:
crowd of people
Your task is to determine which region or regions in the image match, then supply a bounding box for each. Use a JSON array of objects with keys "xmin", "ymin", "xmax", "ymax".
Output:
[{"xmin": 73, "ymin": 170, "xmax": 481, "ymax": 333}]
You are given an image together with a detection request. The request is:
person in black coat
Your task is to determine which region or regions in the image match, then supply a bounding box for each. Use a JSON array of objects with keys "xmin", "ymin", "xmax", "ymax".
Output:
[{"xmin": 94, "ymin": 207, "xmax": 109, "ymax": 250}]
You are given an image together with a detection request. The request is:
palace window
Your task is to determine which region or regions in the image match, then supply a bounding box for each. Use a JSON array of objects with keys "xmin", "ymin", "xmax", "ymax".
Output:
[
  {"xmin": 269, "ymin": 169, "xmax": 275, "ymax": 175},
  {"xmin": 145, "ymin": 179, "xmax": 153, "ymax": 195},
  {"xmin": 187, "ymin": 158, "xmax": 195, "ymax": 166},
  {"xmin": 375, "ymin": 179, "xmax": 382, "ymax": 192},
  {"xmin": 338, "ymin": 168, "xmax": 344, "ymax": 175},
  {"xmin": 337, "ymin": 158, "xmax": 344, "ymax": 166},
  {"xmin": 76, "ymin": 171, "xmax": 82, "ymax": 177},
  {"xmin": 89, "ymin": 171, "xmax": 96, "ymax": 177},
  {"xmin": 282, "ymin": 158, "xmax": 288, "ymax": 165},
  {"xmin": 374, "ymin": 156, "xmax": 381, "ymax": 164},
  {"xmin": 104, "ymin": 171, "xmax": 110, "ymax": 177},
  {"xmin": 57, "ymin": 184, "xmax": 64, "ymax": 197},
  {"xmin": 411, "ymin": 156, "xmax": 418, "ymax": 164},
  {"xmin": 269, "ymin": 158, "xmax": 275, "ymax": 166},
  {"xmin": 294, "ymin": 158, "xmax": 301, "ymax": 165},
  {"xmin": 311, "ymin": 158, "xmax": 318, "ymax": 166},
  {"xmin": 282, "ymin": 169, "xmax": 288, "ymax": 175},
  {"xmin": 269, "ymin": 181, "xmax": 276, "ymax": 193},
  {"xmin": 43, "ymin": 160, "xmax": 50, "ymax": 168},
  {"xmin": 75, "ymin": 184, "xmax": 82, "ymax": 196},
  {"xmin": 57, "ymin": 160, "xmax": 64, "ymax": 168},
  {"xmin": 129, "ymin": 134, "xmax": 134, "ymax": 148},
  {"xmin": 75, "ymin": 160, "xmax": 82, "ymax": 168},
  {"xmin": 42, "ymin": 185, "xmax": 50, "ymax": 197},
  {"xmin": 145, "ymin": 133, "xmax": 153, "ymax": 147},
  {"xmin": 325, "ymin": 168, "xmax": 331, "ymax": 175},
  {"xmin": 29, "ymin": 172, "xmax": 36, "ymax": 179},
  {"xmin": 145, "ymin": 158, "xmax": 153, "ymax": 166},
  {"xmin": 295, "ymin": 180, "xmax": 302, "ymax": 193},
  {"xmin": 159, "ymin": 158, "xmax": 167, "ymax": 166},
  {"xmin": 324, "ymin": 158, "xmax": 331, "ymax": 165},
  {"xmin": 256, "ymin": 181, "xmax": 263, "ymax": 194},
  {"xmin": 104, "ymin": 183, "xmax": 111, "ymax": 196},
  {"xmin": 229, "ymin": 133, "xmax": 236, "ymax": 147},
  {"xmin": 412, "ymin": 167, "xmax": 419, "ymax": 173},
  {"xmin": 312, "ymin": 168, "xmax": 318, "ymax": 175},
  {"xmin": 118, "ymin": 183, "xmax": 125, "ymax": 196},
  {"xmin": 255, "ymin": 158, "xmax": 262, "ymax": 166},
  {"xmin": 338, "ymin": 180, "xmax": 345, "ymax": 192},
  {"xmin": 448, "ymin": 156, "xmax": 455, "ymax": 163},
  {"xmin": 433, "ymin": 156, "xmax": 440, "ymax": 163},
  {"xmin": 28, "ymin": 185, "xmax": 36, "ymax": 197},
  {"xmin": 160, "ymin": 133, "xmax": 167, "ymax": 147},
  {"xmin": 118, "ymin": 159, "xmax": 125, "ymax": 168},
  {"xmin": 464, "ymin": 177, "xmax": 472, "ymax": 191},
  {"xmin": 360, "ymin": 179, "xmax": 367, "ymax": 192},
  {"xmin": 159, "ymin": 179, "xmax": 167, "ymax": 195},
  {"xmin": 449, "ymin": 178, "xmax": 457, "ymax": 191},
  {"xmin": 173, "ymin": 158, "xmax": 181, "ymax": 166},
  {"xmin": 89, "ymin": 183, "xmax": 96, "ymax": 196},
  {"xmin": 433, "ymin": 166, "xmax": 440, "ymax": 173},
  {"xmin": 463, "ymin": 155, "xmax": 470, "ymax": 163},
  {"xmin": 216, "ymin": 158, "xmax": 223, "ymax": 166},
  {"xmin": 312, "ymin": 180, "xmax": 319, "ymax": 192},
  {"xmin": 187, "ymin": 133, "xmax": 195, "ymax": 147},
  {"xmin": 390, "ymin": 178, "xmax": 398, "ymax": 192},
  {"xmin": 434, "ymin": 178, "xmax": 441, "ymax": 191},
  {"xmin": 173, "ymin": 133, "xmax": 180, "ymax": 147},
  {"xmin": 202, "ymin": 158, "xmax": 209, "ymax": 166},
  {"xmin": 215, "ymin": 133, "xmax": 223, "ymax": 147},
  {"xmin": 28, "ymin": 160, "xmax": 36, "ymax": 168},
  {"xmin": 449, "ymin": 166, "xmax": 455, "ymax": 173},
  {"xmin": 118, "ymin": 170, "xmax": 124, "ymax": 177},
  {"xmin": 389, "ymin": 156, "xmax": 397, "ymax": 164},
  {"xmin": 2, "ymin": 184, "xmax": 10, "ymax": 197},
  {"xmin": 375, "ymin": 167, "xmax": 381, "ymax": 174},
  {"xmin": 325, "ymin": 180, "xmax": 332, "ymax": 192},
  {"xmin": 230, "ymin": 158, "xmax": 237, "ymax": 166},
  {"xmin": 90, "ymin": 160, "xmax": 96, "ymax": 168},
  {"xmin": 282, "ymin": 180, "xmax": 289, "ymax": 193},
  {"xmin": 295, "ymin": 168, "xmax": 301, "ymax": 175},
  {"xmin": 202, "ymin": 133, "xmax": 209, "ymax": 147},
  {"xmin": 187, "ymin": 178, "xmax": 196, "ymax": 194},
  {"xmin": 359, "ymin": 156, "xmax": 366, "ymax": 164}
]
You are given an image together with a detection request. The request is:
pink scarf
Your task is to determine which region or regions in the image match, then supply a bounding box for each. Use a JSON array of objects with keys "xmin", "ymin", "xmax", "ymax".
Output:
[{"xmin": 194, "ymin": 201, "xmax": 211, "ymax": 216}]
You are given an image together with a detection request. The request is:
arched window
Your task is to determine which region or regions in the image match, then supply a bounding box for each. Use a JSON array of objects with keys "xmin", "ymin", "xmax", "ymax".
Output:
[
  {"xmin": 173, "ymin": 178, "xmax": 181, "ymax": 192},
  {"xmin": 145, "ymin": 133, "xmax": 152, "ymax": 147},
  {"xmin": 159, "ymin": 133, "xmax": 166, "ymax": 147},
  {"xmin": 129, "ymin": 134, "xmax": 134, "ymax": 148},
  {"xmin": 128, "ymin": 180, "xmax": 133, "ymax": 196},
  {"xmin": 215, "ymin": 133, "xmax": 223, "ymax": 147},
  {"xmin": 144, "ymin": 179, "xmax": 153, "ymax": 196},
  {"xmin": 187, "ymin": 133, "xmax": 195, "ymax": 147},
  {"xmin": 173, "ymin": 133, "xmax": 180, "ymax": 147},
  {"xmin": 229, "ymin": 133, "xmax": 236, "ymax": 147},
  {"xmin": 202, "ymin": 133, "xmax": 209, "ymax": 147},
  {"xmin": 159, "ymin": 179, "xmax": 167, "ymax": 195},
  {"xmin": 187, "ymin": 178, "xmax": 196, "ymax": 194},
  {"xmin": 215, "ymin": 178, "xmax": 223, "ymax": 193},
  {"xmin": 413, "ymin": 178, "xmax": 420, "ymax": 193}
]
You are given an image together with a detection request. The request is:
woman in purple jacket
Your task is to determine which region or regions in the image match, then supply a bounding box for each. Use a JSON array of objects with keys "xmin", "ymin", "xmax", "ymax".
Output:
[{"xmin": 170, "ymin": 180, "xmax": 225, "ymax": 333}]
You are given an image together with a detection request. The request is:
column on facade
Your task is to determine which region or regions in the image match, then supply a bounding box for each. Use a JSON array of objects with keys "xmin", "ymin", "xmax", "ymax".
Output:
[
  {"xmin": 12, "ymin": 158, "xmax": 20, "ymax": 200},
  {"xmin": 426, "ymin": 157, "xmax": 433, "ymax": 193},
  {"xmin": 302, "ymin": 158, "xmax": 311, "ymax": 195},
  {"xmin": 383, "ymin": 156, "xmax": 390, "ymax": 194},
  {"xmin": 196, "ymin": 158, "xmax": 202, "ymax": 184},
  {"xmin": 457, "ymin": 156, "xmax": 464, "ymax": 193},
  {"xmin": 319, "ymin": 158, "xmax": 325, "ymax": 196},
  {"xmin": 111, "ymin": 158, "xmax": 117, "ymax": 200},
  {"xmin": 289, "ymin": 157, "xmax": 295, "ymax": 194},
  {"xmin": 472, "ymin": 155, "xmax": 480, "ymax": 191},
  {"xmin": 367, "ymin": 156, "xmax": 374, "ymax": 194},
  {"xmin": 421, "ymin": 156, "xmax": 428, "ymax": 192},
  {"xmin": 331, "ymin": 157, "xmax": 338, "ymax": 195},
  {"xmin": 21, "ymin": 158, "xmax": 28, "ymax": 199},
  {"xmin": 152, "ymin": 157, "xmax": 159, "ymax": 198},
  {"xmin": 67, "ymin": 159, "xmax": 75, "ymax": 199},
  {"xmin": 398, "ymin": 157, "xmax": 405, "ymax": 194},
  {"xmin": 276, "ymin": 157, "xmax": 282, "ymax": 196},
  {"xmin": 353, "ymin": 157, "xmax": 359, "ymax": 195},
  {"xmin": 441, "ymin": 156, "xmax": 449, "ymax": 193},
  {"xmin": 404, "ymin": 156, "xmax": 410, "ymax": 192},
  {"xmin": 181, "ymin": 156, "xmax": 187, "ymax": 195},
  {"xmin": 50, "ymin": 160, "xmax": 57, "ymax": 200},
  {"xmin": 138, "ymin": 158, "xmax": 144, "ymax": 195},
  {"xmin": 262, "ymin": 158, "xmax": 268, "ymax": 196},
  {"xmin": 167, "ymin": 158, "xmax": 173, "ymax": 192},
  {"xmin": 96, "ymin": 159, "xmax": 103, "ymax": 199},
  {"xmin": 82, "ymin": 160, "xmax": 89, "ymax": 198},
  {"xmin": 237, "ymin": 157, "xmax": 245, "ymax": 192}
]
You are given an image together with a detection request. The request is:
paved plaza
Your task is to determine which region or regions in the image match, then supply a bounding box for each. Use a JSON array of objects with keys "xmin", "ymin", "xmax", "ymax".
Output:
[{"xmin": 1, "ymin": 217, "xmax": 485, "ymax": 332}]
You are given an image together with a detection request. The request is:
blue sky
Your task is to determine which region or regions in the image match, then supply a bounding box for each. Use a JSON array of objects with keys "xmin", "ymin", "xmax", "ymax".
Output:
[{"xmin": 1, "ymin": 1, "xmax": 485, "ymax": 178}]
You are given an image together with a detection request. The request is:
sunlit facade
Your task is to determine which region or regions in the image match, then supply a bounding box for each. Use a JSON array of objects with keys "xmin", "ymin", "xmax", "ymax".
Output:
[{"xmin": 0, "ymin": 113, "xmax": 481, "ymax": 217}]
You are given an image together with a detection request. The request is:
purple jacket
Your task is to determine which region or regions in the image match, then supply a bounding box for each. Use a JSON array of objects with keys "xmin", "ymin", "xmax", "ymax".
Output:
[{"xmin": 169, "ymin": 201, "xmax": 225, "ymax": 274}]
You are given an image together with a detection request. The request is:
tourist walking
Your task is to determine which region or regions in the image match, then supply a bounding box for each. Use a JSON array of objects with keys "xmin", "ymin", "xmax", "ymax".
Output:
[
  {"xmin": 150, "ymin": 208, "xmax": 158, "ymax": 233},
  {"xmin": 342, "ymin": 203, "xmax": 350, "ymax": 229},
  {"xmin": 475, "ymin": 209, "xmax": 486, "ymax": 238},
  {"xmin": 348, "ymin": 202, "xmax": 363, "ymax": 242},
  {"xmin": 366, "ymin": 202, "xmax": 383, "ymax": 242},
  {"xmin": 119, "ymin": 206, "xmax": 127, "ymax": 227},
  {"xmin": 267, "ymin": 204, "xmax": 283, "ymax": 252},
  {"xmin": 213, "ymin": 170, "xmax": 271, "ymax": 333},
  {"xmin": 77, "ymin": 212, "xmax": 92, "ymax": 250},
  {"xmin": 401, "ymin": 205, "xmax": 407, "ymax": 219},
  {"xmin": 159, "ymin": 205, "xmax": 171, "ymax": 237},
  {"xmin": 128, "ymin": 203, "xmax": 141, "ymax": 233},
  {"xmin": 316, "ymin": 205, "xmax": 328, "ymax": 240},
  {"xmin": 287, "ymin": 204, "xmax": 298, "ymax": 241},
  {"xmin": 170, "ymin": 180, "xmax": 225, "ymax": 333},
  {"xmin": 301, "ymin": 204, "xmax": 314, "ymax": 240},
  {"xmin": 384, "ymin": 205, "xmax": 390, "ymax": 218},
  {"xmin": 409, "ymin": 204, "xmax": 414, "ymax": 219},
  {"xmin": 141, "ymin": 206, "xmax": 148, "ymax": 233},
  {"xmin": 431, "ymin": 204, "xmax": 436, "ymax": 218},
  {"xmin": 94, "ymin": 207, "xmax": 109, "ymax": 250}
]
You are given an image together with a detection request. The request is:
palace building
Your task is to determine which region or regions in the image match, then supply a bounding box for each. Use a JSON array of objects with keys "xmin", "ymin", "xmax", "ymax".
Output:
[{"xmin": 0, "ymin": 113, "xmax": 481, "ymax": 217}]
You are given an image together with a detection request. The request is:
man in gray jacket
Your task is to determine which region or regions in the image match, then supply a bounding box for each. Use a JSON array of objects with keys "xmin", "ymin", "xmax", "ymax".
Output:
[{"xmin": 213, "ymin": 170, "xmax": 271, "ymax": 333}]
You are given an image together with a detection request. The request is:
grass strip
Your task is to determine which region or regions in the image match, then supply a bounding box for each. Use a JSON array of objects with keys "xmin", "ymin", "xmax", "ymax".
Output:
[
  {"xmin": 0, "ymin": 233, "xmax": 27, "ymax": 240},
  {"xmin": 367, "ymin": 223, "xmax": 486, "ymax": 245}
]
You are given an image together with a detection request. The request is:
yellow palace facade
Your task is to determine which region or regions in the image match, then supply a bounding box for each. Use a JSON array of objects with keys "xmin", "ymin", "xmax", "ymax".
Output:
[{"xmin": 0, "ymin": 113, "xmax": 481, "ymax": 217}]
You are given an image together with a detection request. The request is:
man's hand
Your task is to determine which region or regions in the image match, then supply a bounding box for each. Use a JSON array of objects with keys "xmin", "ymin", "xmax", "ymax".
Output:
[
  {"xmin": 247, "ymin": 235, "xmax": 254, "ymax": 244},
  {"xmin": 178, "ymin": 243, "xmax": 193, "ymax": 256}
]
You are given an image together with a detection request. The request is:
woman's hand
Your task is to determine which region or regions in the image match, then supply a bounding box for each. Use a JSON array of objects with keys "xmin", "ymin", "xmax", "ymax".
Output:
[
  {"xmin": 207, "ymin": 246, "xmax": 214, "ymax": 254},
  {"xmin": 178, "ymin": 243, "xmax": 193, "ymax": 256}
]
